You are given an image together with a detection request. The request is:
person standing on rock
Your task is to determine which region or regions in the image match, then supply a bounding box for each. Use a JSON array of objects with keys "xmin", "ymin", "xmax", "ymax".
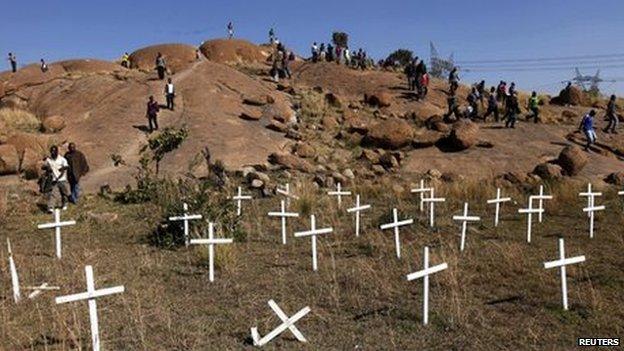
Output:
[
  {"xmin": 603, "ymin": 95, "xmax": 619, "ymax": 134},
  {"xmin": 579, "ymin": 110, "xmax": 597, "ymax": 151},
  {"xmin": 146, "ymin": 95, "xmax": 160, "ymax": 132},
  {"xmin": 311, "ymin": 42, "xmax": 319, "ymax": 62},
  {"xmin": 527, "ymin": 91, "xmax": 540, "ymax": 123},
  {"xmin": 269, "ymin": 28, "xmax": 275, "ymax": 44},
  {"xmin": 40, "ymin": 59, "xmax": 48, "ymax": 72},
  {"xmin": 404, "ymin": 59, "xmax": 416, "ymax": 91},
  {"xmin": 448, "ymin": 67, "xmax": 459, "ymax": 94},
  {"xmin": 155, "ymin": 52, "xmax": 166, "ymax": 80},
  {"xmin": 483, "ymin": 87, "xmax": 500, "ymax": 122},
  {"xmin": 64, "ymin": 142, "xmax": 89, "ymax": 204},
  {"xmin": 505, "ymin": 92, "xmax": 520, "ymax": 128},
  {"xmin": 120, "ymin": 52, "xmax": 130, "ymax": 68},
  {"xmin": 42, "ymin": 145, "xmax": 70, "ymax": 212},
  {"xmin": 164, "ymin": 78, "xmax": 175, "ymax": 110},
  {"xmin": 8, "ymin": 53, "xmax": 17, "ymax": 72},
  {"xmin": 227, "ymin": 22, "xmax": 234, "ymax": 39}
]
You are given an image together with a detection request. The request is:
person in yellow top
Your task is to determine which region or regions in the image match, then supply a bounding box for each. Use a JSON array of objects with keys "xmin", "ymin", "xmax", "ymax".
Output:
[
  {"xmin": 120, "ymin": 52, "xmax": 130, "ymax": 68},
  {"xmin": 527, "ymin": 91, "xmax": 540, "ymax": 123}
]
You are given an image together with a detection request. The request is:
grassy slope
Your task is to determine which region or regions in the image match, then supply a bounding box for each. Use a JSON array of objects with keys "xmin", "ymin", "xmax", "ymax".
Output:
[{"xmin": 0, "ymin": 180, "xmax": 623, "ymax": 350}]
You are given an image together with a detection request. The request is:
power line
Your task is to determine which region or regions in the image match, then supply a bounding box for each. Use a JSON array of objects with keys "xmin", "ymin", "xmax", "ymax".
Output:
[
  {"xmin": 460, "ymin": 58, "xmax": 624, "ymax": 68},
  {"xmin": 462, "ymin": 64, "xmax": 624, "ymax": 73},
  {"xmin": 455, "ymin": 53, "xmax": 624, "ymax": 64}
]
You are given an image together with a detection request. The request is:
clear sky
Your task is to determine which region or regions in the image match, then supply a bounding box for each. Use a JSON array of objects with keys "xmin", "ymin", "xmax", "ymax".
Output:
[{"xmin": 3, "ymin": 0, "xmax": 624, "ymax": 95}]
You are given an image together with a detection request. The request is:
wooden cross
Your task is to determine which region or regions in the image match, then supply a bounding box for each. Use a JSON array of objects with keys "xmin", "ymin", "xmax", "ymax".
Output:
[
  {"xmin": 7, "ymin": 238, "xmax": 20, "ymax": 303},
  {"xmin": 37, "ymin": 208, "xmax": 76, "ymax": 259},
  {"xmin": 190, "ymin": 222, "xmax": 233, "ymax": 282},
  {"xmin": 543, "ymin": 238, "xmax": 586, "ymax": 310},
  {"xmin": 406, "ymin": 246, "xmax": 448, "ymax": 325},
  {"xmin": 533, "ymin": 185, "xmax": 552, "ymax": 223},
  {"xmin": 452, "ymin": 202, "xmax": 481, "ymax": 252},
  {"xmin": 268, "ymin": 200, "xmax": 299, "ymax": 244},
  {"xmin": 251, "ymin": 299, "xmax": 311, "ymax": 347},
  {"xmin": 276, "ymin": 183, "xmax": 299, "ymax": 207},
  {"xmin": 486, "ymin": 188, "xmax": 511, "ymax": 227},
  {"xmin": 346, "ymin": 194, "xmax": 371, "ymax": 237},
  {"xmin": 327, "ymin": 182, "xmax": 351, "ymax": 208},
  {"xmin": 379, "ymin": 208, "xmax": 414, "ymax": 259},
  {"xmin": 422, "ymin": 189, "xmax": 446, "ymax": 228},
  {"xmin": 582, "ymin": 203, "xmax": 605, "ymax": 239},
  {"xmin": 231, "ymin": 186, "xmax": 252, "ymax": 216},
  {"xmin": 26, "ymin": 283, "xmax": 60, "ymax": 299},
  {"xmin": 55, "ymin": 265, "xmax": 125, "ymax": 351},
  {"xmin": 579, "ymin": 183, "xmax": 600, "ymax": 219},
  {"xmin": 410, "ymin": 179, "xmax": 431, "ymax": 212},
  {"xmin": 168, "ymin": 202, "xmax": 202, "ymax": 246},
  {"xmin": 294, "ymin": 215, "xmax": 333, "ymax": 271},
  {"xmin": 518, "ymin": 197, "xmax": 544, "ymax": 243}
]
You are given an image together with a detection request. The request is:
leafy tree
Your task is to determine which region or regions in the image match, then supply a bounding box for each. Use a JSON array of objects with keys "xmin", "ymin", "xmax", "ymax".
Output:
[
  {"xmin": 386, "ymin": 49, "xmax": 414, "ymax": 67},
  {"xmin": 332, "ymin": 32, "xmax": 349, "ymax": 48},
  {"xmin": 141, "ymin": 126, "xmax": 189, "ymax": 175}
]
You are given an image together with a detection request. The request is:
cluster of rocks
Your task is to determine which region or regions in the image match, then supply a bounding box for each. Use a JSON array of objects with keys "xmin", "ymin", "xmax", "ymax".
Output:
[{"xmin": 530, "ymin": 145, "xmax": 588, "ymax": 181}]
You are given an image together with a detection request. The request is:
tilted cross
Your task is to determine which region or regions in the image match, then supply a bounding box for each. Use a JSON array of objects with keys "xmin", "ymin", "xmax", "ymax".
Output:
[
  {"xmin": 406, "ymin": 246, "xmax": 448, "ymax": 325},
  {"xmin": 231, "ymin": 186, "xmax": 252, "ymax": 216},
  {"xmin": 452, "ymin": 202, "xmax": 481, "ymax": 252},
  {"xmin": 268, "ymin": 200, "xmax": 299, "ymax": 245},
  {"xmin": 37, "ymin": 209, "xmax": 76, "ymax": 259},
  {"xmin": 276, "ymin": 183, "xmax": 299, "ymax": 207},
  {"xmin": 327, "ymin": 182, "xmax": 351, "ymax": 208},
  {"xmin": 251, "ymin": 299, "xmax": 311, "ymax": 347},
  {"xmin": 346, "ymin": 194, "xmax": 371, "ymax": 237},
  {"xmin": 486, "ymin": 188, "xmax": 511, "ymax": 227},
  {"xmin": 379, "ymin": 208, "xmax": 414, "ymax": 259},
  {"xmin": 294, "ymin": 215, "xmax": 333, "ymax": 271},
  {"xmin": 533, "ymin": 185, "xmax": 552, "ymax": 223},
  {"xmin": 168, "ymin": 202, "xmax": 202, "ymax": 246},
  {"xmin": 579, "ymin": 183, "xmax": 600, "ymax": 219},
  {"xmin": 190, "ymin": 222, "xmax": 233, "ymax": 282},
  {"xmin": 543, "ymin": 238, "xmax": 586, "ymax": 310},
  {"xmin": 7, "ymin": 238, "xmax": 20, "ymax": 303}
]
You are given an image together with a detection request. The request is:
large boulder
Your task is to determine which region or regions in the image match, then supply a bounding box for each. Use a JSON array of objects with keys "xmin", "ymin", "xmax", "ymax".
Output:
[
  {"xmin": 412, "ymin": 129, "xmax": 445, "ymax": 148},
  {"xmin": 20, "ymin": 147, "xmax": 44, "ymax": 179},
  {"xmin": 268, "ymin": 153, "xmax": 315, "ymax": 173},
  {"xmin": 604, "ymin": 172, "xmax": 624, "ymax": 186},
  {"xmin": 0, "ymin": 144, "xmax": 19, "ymax": 175},
  {"xmin": 41, "ymin": 115, "xmax": 66, "ymax": 133},
  {"xmin": 532, "ymin": 163, "xmax": 563, "ymax": 180},
  {"xmin": 262, "ymin": 100, "xmax": 297, "ymax": 124},
  {"xmin": 365, "ymin": 118, "xmax": 414, "ymax": 149},
  {"xmin": 446, "ymin": 120, "xmax": 479, "ymax": 151},
  {"xmin": 365, "ymin": 91, "xmax": 392, "ymax": 107},
  {"xmin": 129, "ymin": 43, "xmax": 197, "ymax": 74},
  {"xmin": 551, "ymin": 86, "xmax": 588, "ymax": 106},
  {"xmin": 199, "ymin": 39, "xmax": 269, "ymax": 65},
  {"xmin": 557, "ymin": 145, "xmax": 588, "ymax": 176}
]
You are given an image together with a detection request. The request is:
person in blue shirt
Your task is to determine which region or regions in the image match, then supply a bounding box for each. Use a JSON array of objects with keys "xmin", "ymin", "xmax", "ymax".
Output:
[{"xmin": 578, "ymin": 110, "xmax": 597, "ymax": 151}]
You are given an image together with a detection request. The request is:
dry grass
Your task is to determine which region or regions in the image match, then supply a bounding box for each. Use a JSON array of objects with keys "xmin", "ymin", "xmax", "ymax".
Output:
[
  {"xmin": 0, "ymin": 108, "xmax": 41, "ymax": 136},
  {"xmin": 1, "ymin": 178, "xmax": 623, "ymax": 350}
]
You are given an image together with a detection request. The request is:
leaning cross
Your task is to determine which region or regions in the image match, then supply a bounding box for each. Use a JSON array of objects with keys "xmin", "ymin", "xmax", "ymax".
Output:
[
  {"xmin": 251, "ymin": 299, "xmax": 311, "ymax": 347},
  {"xmin": 231, "ymin": 186, "xmax": 253, "ymax": 216},
  {"xmin": 543, "ymin": 238, "xmax": 586, "ymax": 310},
  {"xmin": 379, "ymin": 208, "xmax": 414, "ymax": 259},
  {"xmin": 327, "ymin": 182, "xmax": 351, "ymax": 208},
  {"xmin": 276, "ymin": 183, "xmax": 299, "ymax": 207},
  {"xmin": 518, "ymin": 197, "xmax": 544, "ymax": 243},
  {"xmin": 533, "ymin": 185, "xmax": 552, "ymax": 223},
  {"xmin": 346, "ymin": 194, "xmax": 371, "ymax": 237},
  {"xmin": 190, "ymin": 222, "xmax": 233, "ymax": 282},
  {"xmin": 579, "ymin": 183, "xmax": 599, "ymax": 219},
  {"xmin": 294, "ymin": 215, "xmax": 333, "ymax": 271},
  {"xmin": 26, "ymin": 283, "xmax": 60, "ymax": 299},
  {"xmin": 422, "ymin": 189, "xmax": 446, "ymax": 228},
  {"xmin": 268, "ymin": 200, "xmax": 299, "ymax": 245},
  {"xmin": 486, "ymin": 188, "xmax": 512, "ymax": 227},
  {"xmin": 410, "ymin": 179, "xmax": 431, "ymax": 212},
  {"xmin": 55, "ymin": 265, "xmax": 125, "ymax": 351},
  {"xmin": 168, "ymin": 202, "xmax": 202, "ymax": 246},
  {"xmin": 406, "ymin": 246, "xmax": 448, "ymax": 325},
  {"xmin": 452, "ymin": 202, "xmax": 481, "ymax": 252},
  {"xmin": 37, "ymin": 208, "xmax": 76, "ymax": 259},
  {"xmin": 7, "ymin": 238, "xmax": 20, "ymax": 303}
]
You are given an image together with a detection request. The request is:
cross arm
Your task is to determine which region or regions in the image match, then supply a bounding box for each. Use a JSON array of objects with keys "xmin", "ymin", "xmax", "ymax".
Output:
[
  {"xmin": 406, "ymin": 263, "xmax": 448, "ymax": 281},
  {"xmin": 55, "ymin": 285, "xmax": 125, "ymax": 304},
  {"xmin": 544, "ymin": 255, "xmax": 586, "ymax": 269}
]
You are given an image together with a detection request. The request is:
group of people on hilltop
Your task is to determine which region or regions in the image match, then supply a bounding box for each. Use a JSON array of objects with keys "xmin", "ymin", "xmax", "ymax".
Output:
[
  {"xmin": 39, "ymin": 143, "xmax": 89, "ymax": 213},
  {"xmin": 270, "ymin": 41, "xmax": 295, "ymax": 82},
  {"xmin": 310, "ymin": 42, "xmax": 370, "ymax": 70},
  {"xmin": 404, "ymin": 57, "xmax": 429, "ymax": 99}
]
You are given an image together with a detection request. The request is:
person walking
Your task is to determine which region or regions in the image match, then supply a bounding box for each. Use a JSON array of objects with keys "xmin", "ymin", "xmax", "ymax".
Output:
[
  {"xmin": 42, "ymin": 145, "xmax": 70, "ymax": 212},
  {"xmin": 164, "ymin": 78, "xmax": 175, "ymax": 110},
  {"xmin": 8, "ymin": 53, "xmax": 17, "ymax": 72},
  {"xmin": 603, "ymin": 95, "xmax": 618, "ymax": 134},
  {"xmin": 146, "ymin": 95, "xmax": 160, "ymax": 132},
  {"xmin": 526, "ymin": 91, "xmax": 540, "ymax": 123},
  {"xmin": 475, "ymin": 80, "xmax": 486, "ymax": 108},
  {"xmin": 40, "ymin": 59, "xmax": 48, "ymax": 72},
  {"xmin": 64, "ymin": 143, "xmax": 89, "ymax": 204},
  {"xmin": 448, "ymin": 67, "xmax": 459, "ymax": 93},
  {"xmin": 120, "ymin": 52, "xmax": 130, "ymax": 68},
  {"xmin": 505, "ymin": 92, "xmax": 520, "ymax": 128},
  {"xmin": 227, "ymin": 22, "xmax": 234, "ymax": 39},
  {"xmin": 496, "ymin": 81, "xmax": 507, "ymax": 103},
  {"xmin": 579, "ymin": 110, "xmax": 597, "ymax": 151},
  {"xmin": 155, "ymin": 52, "xmax": 166, "ymax": 80},
  {"xmin": 444, "ymin": 92, "xmax": 461, "ymax": 122},
  {"xmin": 467, "ymin": 87, "xmax": 480, "ymax": 119},
  {"xmin": 311, "ymin": 42, "xmax": 319, "ymax": 62},
  {"xmin": 483, "ymin": 87, "xmax": 500, "ymax": 122}
]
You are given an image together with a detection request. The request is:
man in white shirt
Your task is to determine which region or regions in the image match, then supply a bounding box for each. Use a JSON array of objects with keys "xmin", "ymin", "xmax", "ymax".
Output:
[
  {"xmin": 164, "ymin": 78, "xmax": 175, "ymax": 110},
  {"xmin": 42, "ymin": 145, "xmax": 70, "ymax": 212}
]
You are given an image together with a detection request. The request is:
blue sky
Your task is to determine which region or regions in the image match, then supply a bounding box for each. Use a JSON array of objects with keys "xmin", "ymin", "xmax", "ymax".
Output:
[{"xmin": 3, "ymin": 0, "xmax": 624, "ymax": 94}]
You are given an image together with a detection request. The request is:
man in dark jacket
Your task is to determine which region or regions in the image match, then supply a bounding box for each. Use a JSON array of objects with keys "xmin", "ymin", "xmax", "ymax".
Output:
[
  {"xmin": 603, "ymin": 95, "xmax": 619, "ymax": 134},
  {"xmin": 146, "ymin": 95, "xmax": 160, "ymax": 132},
  {"xmin": 64, "ymin": 142, "xmax": 89, "ymax": 204},
  {"xmin": 483, "ymin": 87, "xmax": 500, "ymax": 122},
  {"xmin": 505, "ymin": 92, "xmax": 521, "ymax": 128}
]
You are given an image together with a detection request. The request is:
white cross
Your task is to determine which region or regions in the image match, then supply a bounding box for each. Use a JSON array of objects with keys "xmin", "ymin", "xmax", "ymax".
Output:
[
  {"xmin": 533, "ymin": 185, "xmax": 552, "ymax": 223},
  {"xmin": 37, "ymin": 208, "xmax": 76, "ymax": 259},
  {"xmin": 168, "ymin": 202, "xmax": 203, "ymax": 246},
  {"xmin": 55, "ymin": 265, "xmax": 125, "ymax": 351},
  {"xmin": 410, "ymin": 179, "xmax": 431, "ymax": 212},
  {"xmin": 231, "ymin": 186, "xmax": 252, "ymax": 216},
  {"xmin": 268, "ymin": 200, "xmax": 299, "ymax": 244},
  {"xmin": 486, "ymin": 188, "xmax": 512, "ymax": 227},
  {"xmin": 422, "ymin": 189, "xmax": 446, "ymax": 228},
  {"xmin": 251, "ymin": 299, "xmax": 311, "ymax": 347},
  {"xmin": 453, "ymin": 202, "xmax": 481, "ymax": 252},
  {"xmin": 327, "ymin": 182, "xmax": 351, "ymax": 208},
  {"xmin": 189, "ymin": 222, "xmax": 233, "ymax": 282},
  {"xmin": 379, "ymin": 208, "xmax": 414, "ymax": 259},
  {"xmin": 406, "ymin": 246, "xmax": 448, "ymax": 325},
  {"xmin": 294, "ymin": 215, "xmax": 333, "ymax": 271},
  {"xmin": 579, "ymin": 183, "xmax": 600, "ymax": 219},
  {"xmin": 346, "ymin": 194, "xmax": 371, "ymax": 237},
  {"xmin": 276, "ymin": 183, "xmax": 299, "ymax": 207},
  {"xmin": 518, "ymin": 197, "xmax": 544, "ymax": 243},
  {"xmin": 582, "ymin": 203, "xmax": 605, "ymax": 239},
  {"xmin": 7, "ymin": 238, "xmax": 20, "ymax": 303},
  {"xmin": 26, "ymin": 283, "xmax": 60, "ymax": 299},
  {"xmin": 543, "ymin": 238, "xmax": 586, "ymax": 310}
]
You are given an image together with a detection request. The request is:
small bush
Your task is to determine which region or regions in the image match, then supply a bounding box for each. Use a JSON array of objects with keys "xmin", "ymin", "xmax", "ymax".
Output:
[
  {"xmin": 0, "ymin": 108, "xmax": 41, "ymax": 134},
  {"xmin": 385, "ymin": 49, "xmax": 414, "ymax": 67}
]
